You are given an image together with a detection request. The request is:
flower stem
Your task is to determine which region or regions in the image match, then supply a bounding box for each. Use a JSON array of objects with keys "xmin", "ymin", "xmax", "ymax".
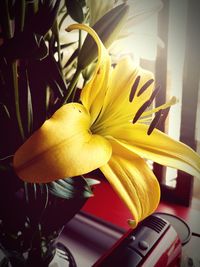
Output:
[
  {"xmin": 3, "ymin": 0, "xmax": 25, "ymax": 141},
  {"xmin": 3, "ymin": 0, "xmax": 12, "ymax": 39},
  {"xmin": 18, "ymin": 0, "xmax": 26, "ymax": 32},
  {"xmin": 78, "ymin": 29, "xmax": 82, "ymax": 52},
  {"xmin": 12, "ymin": 62, "xmax": 25, "ymax": 141},
  {"xmin": 62, "ymin": 68, "xmax": 81, "ymax": 104},
  {"xmin": 54, "ymin": 19, "xmax": 63, "ymax": 75}
]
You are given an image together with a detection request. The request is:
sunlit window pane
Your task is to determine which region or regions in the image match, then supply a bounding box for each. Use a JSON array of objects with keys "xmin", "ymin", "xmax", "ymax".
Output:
[{"xmin": 165, "ymin": 0, "xmax": 188, "ymax": 187}]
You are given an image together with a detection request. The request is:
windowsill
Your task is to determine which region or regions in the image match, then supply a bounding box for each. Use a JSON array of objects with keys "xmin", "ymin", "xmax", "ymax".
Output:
[
  {"xmin": 59, "ymin": 180, "xmax": 200, "ymax": 267},
  {"xmin": 82, "ymin": 180, "xmax": 200, "ymax": 234}
]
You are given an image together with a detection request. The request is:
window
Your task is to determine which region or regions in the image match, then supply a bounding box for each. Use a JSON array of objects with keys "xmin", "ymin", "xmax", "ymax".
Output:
[{"xmin": 132, "ymin": 0, "xmax": 200, "ymax": 205}]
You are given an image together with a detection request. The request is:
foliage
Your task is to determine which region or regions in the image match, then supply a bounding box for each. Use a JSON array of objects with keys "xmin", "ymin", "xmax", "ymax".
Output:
[
  {"xmin": 1, "ymin": 1, "xmax": 199, "ymax": 266},
  {"xmin": 0, "ymin": 0, "xmax": 114, "ymax": 265}
]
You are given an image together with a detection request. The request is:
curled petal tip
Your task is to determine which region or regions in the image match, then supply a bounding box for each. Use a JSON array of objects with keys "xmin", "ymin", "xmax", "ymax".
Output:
[
  {"xmin": 128, "ymin": 219, "xmax": 137, "ymax": 228},
  {"xmin": 65, "ymin": 24, "xmax": 75, "ymax": 32}
]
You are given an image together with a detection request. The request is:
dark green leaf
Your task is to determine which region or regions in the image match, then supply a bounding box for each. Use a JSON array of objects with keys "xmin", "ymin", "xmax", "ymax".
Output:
[
  {"xmin": 24, "ymin": 0, "xmax": 61, "ymax": 36},
  {"xmin": 61, "ymin": 41, "xmax": 77, "ymax": 49},
  {"xmin": 0, "ymin": 0, "xmax": 12, "ymax": 39},
  {"xmin": 0, "ymin": 32, "xmax": 48, "ymax": 61},
  {"xmin": 26, "ymin": 71, "xmax": 33, "ymax": 135},
  {"xmin": 48, "ymin": 176, "xmax": 94, "ymax": 199},
  {"xmin": 26, "ymin": 54, "xmax": 67, "ymax": 129},
  {"xmin": 58, "ymin": 11, "xmax": 68, "ymax": 29},
  {"xmin": 78, "ymin": 3, "xmax": 129, "ymax": 69},
  {"xmin": 8, "ymin": 0, "xmax": 16, "ymax": 20},
  {"xmin": 0, "ymin": 103, "xmax": 10, "ymax": 119},
  {"xmin": 63, "ymin": 48, "xmax": 78, "ymax": 69},
  {"xmin": 14, "ymin": 0, "xmax": 26, "ymax": 33},
  {"xmin": 65, "ymin": 0, "xmax": 84, "ymax": 23}
]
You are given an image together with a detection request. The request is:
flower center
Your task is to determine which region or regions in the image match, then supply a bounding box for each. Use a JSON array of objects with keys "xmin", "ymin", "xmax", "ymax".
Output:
[{"xmin": 130, "ymin": 76, "xmax": 177, "ymax": 134}]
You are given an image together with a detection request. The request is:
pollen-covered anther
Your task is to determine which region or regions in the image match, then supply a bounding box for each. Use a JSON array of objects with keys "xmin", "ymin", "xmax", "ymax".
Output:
[
  {"xmin": 137, "ymin": 78, "xmax": 154, "ymax": 97},
  {"xmin": 147, "ymin": 107, "xmax": 171, "ymax": 135},
  {"xmin": 160, "ymin": 107, "xmax": 170, "ymax": 125},
  {"xmin": 132, "ymin": 100, "xmax": 150, "ymax": 124},
  {"xmin": 148, "ymin": 86, "xmax": 160, "ymax": 106},
  {"xmin": 129, "ymin": 76, "xmax": 140, "ymax": 102},
  {"xmin": 147, "ymin": 109, "xmax": 162, "ymax": 135}
]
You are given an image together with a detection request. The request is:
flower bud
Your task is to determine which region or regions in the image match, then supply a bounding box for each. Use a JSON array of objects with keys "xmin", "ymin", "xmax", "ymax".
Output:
[
  {"xmin": 65, "ymin": 0, "xmax": 84, "ymax": 23},
  {"xmin": 77, "ymin": 3, "xmax": 129, "ymax": 70}
]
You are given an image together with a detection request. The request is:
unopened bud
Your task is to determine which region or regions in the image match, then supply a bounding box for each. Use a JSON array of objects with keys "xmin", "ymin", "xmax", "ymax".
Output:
[{"xmin": 78, "ymin": 3, "xmax": 129, "ymax": 70}]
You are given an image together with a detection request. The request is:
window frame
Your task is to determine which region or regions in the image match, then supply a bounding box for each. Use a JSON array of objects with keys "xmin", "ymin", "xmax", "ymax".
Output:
[{"xmin": 154, "ymin": 0, "xmax": 200, "ymax": 206}]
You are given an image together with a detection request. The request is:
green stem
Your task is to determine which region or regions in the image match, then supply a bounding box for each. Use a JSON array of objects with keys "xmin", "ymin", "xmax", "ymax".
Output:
[
  {"xmin": 59, "ymin": 12, "xmax": 68, "ymax": 29},
  {"xmin": 24, "ymin": 182, "xmax": 29, "ymax": 204},
  {"xmin": 33, "ymin": 0, "xmax": 39, "ymax": 13},
  {"xmin": 84, "ymin": 9, "xmax": 90, "ymax": 23},
  {"xmin": 26, "ymin": 70, "xmax": 33, "ymax": 134},
  {"xmin": 12, "ymin": 62, "xmax": 25, "ymax": 140},
  {"xmin": 19, "ymin": 0, "xmax": 26, "ymax": 32},
  {"xmin": 63, "ymin": 30, "xmax": 83, "ymax": 103},
  {"xmin": 62, "ymin": 68, "xmax": 81, "ymax": 104},
  {"xmin": 3, "ymin": 0, "xmax": 25, "ymax": 140},
  {"xmin": 4, "ymin": 0, "xmax": 12, "ymax": 38},
  {"xmin": 71, "ymin": 82, "xmax": 78, "ymax": 102},
  {"xmin": 55, "ymin": 20, "xmax": 63, "ymax": 74},
  {"xmin": 78, "ymin": 29, "xmax": 82, "ymax": 52}
]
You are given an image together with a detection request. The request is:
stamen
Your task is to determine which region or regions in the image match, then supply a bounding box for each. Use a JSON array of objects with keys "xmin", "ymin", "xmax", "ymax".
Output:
[
  {"xmin": 129, "ymin": 76, "xmax": 140, "ymax": 102},
  {"xmin": 132, "ymin": 100, "xmax": 150, "ymax": 124},
  {"xmin": 143, "ymin": 96, "xmax": 177, "ymax": 117},
  {"xmin": 148, "ymin": 86, "xmax": 160, "ymax": 106},
  {"xmin": 159, "ymin": 107, "xmax": 170, "ymax": 125},
  {"xmin": 147, "ymin": 109, "xmax": 162, "ymax": 135},
  {"xmin": 137, "ymin": 79, "xmax": 154, "ymax": 96}
]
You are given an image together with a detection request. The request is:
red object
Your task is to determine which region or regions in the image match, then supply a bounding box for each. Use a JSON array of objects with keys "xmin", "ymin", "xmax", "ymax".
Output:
[
  {"xmin": 83, "ymin": 177, "xmax": 199, "ymax": 267},
  {"xmin": 83, "ymin": 179, "xmax": 198, "ymax": 231},
  {"xmin": 141, "ymin": 226, "xmax": 181, "ymax": 267},
  {"xmin": 93, "ymin": 214, "xmax": 182, "ymax": 267}
]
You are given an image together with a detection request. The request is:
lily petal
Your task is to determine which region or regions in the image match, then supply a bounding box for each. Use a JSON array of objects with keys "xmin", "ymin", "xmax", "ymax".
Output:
[
  {"xmin": 14, "ymin": 103, "xmax": 112, "ymax": 183},
  {"xmin": 100, "ymin": 139, "xmax": 160, "ymax": 227},
  {"xmin": 93, "ymin": 57, "xmax": 154, "ymax": 132},
  {"xmin": 108, "ymin": 124, "xmax": 200, "ymax": 178},
  {"xmin": 67, "ymin": 24, "xmax": 111, "ymax": 123}
]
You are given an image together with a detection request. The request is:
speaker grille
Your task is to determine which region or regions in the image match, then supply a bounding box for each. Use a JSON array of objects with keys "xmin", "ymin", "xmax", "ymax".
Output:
[{"xmin": 143, "ymin": 215, "xmax": 168, "ymax": 233}]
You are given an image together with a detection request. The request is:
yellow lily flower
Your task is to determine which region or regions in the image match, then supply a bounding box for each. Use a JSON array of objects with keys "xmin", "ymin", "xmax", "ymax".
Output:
[{"xmin": 14, "ymin": 24, "xmax": 200, "ymax": 227}]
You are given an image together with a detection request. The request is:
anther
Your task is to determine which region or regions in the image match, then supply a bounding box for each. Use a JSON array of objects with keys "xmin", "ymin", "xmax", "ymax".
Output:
[
  {"xmin": 132, "ymin": 100, "xmax": 150, "ymax": 124},
  {"xmin": 147, "ymin": 109, "xmax": 162, "ymax": 135},
  {"xmin": 159, "ymin": 107, "xmax": 170, "ymax": 125},
  {"xmin": 137, "ymin": 79, "xmax": 154, "ymax": 97},
  {"xmin": 148, "ymin": 86, "xmax": 160, "ymax": 106},
  {"xmin": 129, "ymin": 76, "xmax": 140, "ymax": 102}
]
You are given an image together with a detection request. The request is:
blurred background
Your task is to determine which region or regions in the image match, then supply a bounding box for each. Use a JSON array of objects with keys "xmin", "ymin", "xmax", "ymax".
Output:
[{"xmin": 121, "ymin": 0, "xmax": 200, "ymax": 205}]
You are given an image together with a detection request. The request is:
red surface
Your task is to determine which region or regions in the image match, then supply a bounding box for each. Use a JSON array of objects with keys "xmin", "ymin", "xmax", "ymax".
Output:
[
  {"xmin": 93, "ymin": 223, "xmax": 181, "ymax": 267},
  {"xmin": 142, "ymin": 227, "xmax": 181, "ymax": 267},
  {"xmin": 82, "ymin": 179, "xmax": 199, "ymax": 232},
  {"xmin": 83, "ymin": 180, "xmax": 132, "ymax": 229}
]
